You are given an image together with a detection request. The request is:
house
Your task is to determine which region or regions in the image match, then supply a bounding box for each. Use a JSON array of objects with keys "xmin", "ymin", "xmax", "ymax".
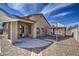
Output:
[
  {"xmin": 0, "ymin": 10, "xmax": 50, "ymax": 44},
  {"xmin": 49, "ymin": 23, "xmax": 66, "ymax": 36},
  {"xmin": 51, "ymin": 27, "xmax": 66, "ymax": 36},
  {"xmin": 68, "ymin": 24, "xmax": 79, "ymax": 41}
]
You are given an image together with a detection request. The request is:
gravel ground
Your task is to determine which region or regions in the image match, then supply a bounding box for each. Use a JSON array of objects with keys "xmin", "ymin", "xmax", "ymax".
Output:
[
  {"xmin": 42, "ymin": 38, "xmax": 79, "ymax": 56},
  {"xmin": 1, "ymin": 36, "xmax": 79, "ymax": 56},
  {"xmin": 1, "ymin": 38, "xmax": 31, "ymax": 56}
]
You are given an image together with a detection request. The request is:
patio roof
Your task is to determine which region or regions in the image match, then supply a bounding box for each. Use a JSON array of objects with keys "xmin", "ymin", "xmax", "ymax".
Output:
[
  {"xmin": 0, "ymin": 9, "xmax": 19, "ymax": 22},
  {"xmin": 0, "ymin": 8, "xmax": 36, "ymax": 23},
  {"xmin": 13, "ymin": 15, "xmax": 36, "ymax": 23}
]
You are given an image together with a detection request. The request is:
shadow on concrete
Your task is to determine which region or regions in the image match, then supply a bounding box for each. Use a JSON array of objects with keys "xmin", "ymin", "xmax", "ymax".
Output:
[{"xmin": 24, "ymin": 42, "xmax": 53, "ymax": 54}]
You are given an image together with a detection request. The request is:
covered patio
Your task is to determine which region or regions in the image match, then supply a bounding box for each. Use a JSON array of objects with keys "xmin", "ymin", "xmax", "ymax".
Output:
[{"xmin": 4, "ymin": 17, "xmax": 37, "ymax": 44}]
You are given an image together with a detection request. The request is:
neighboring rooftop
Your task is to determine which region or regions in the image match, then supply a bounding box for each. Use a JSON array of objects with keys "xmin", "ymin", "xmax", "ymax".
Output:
[{"xmin": 50, "ymin": 23, "xmax": 65, "ymax": 29}]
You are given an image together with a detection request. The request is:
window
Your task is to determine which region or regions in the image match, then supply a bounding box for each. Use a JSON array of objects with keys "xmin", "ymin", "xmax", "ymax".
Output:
[
  {"xmin": 20, "ymin": 25, "xmax": 24, "ymax": 33},
  {"xmin": 21, "ymin": 25, "xmax": 24, "ymax": 33},
  {"xmin": 37, "ymin": 28, "xmax": 40, "ymax": 34},
  {"xmin": 0, "ymin": 30, "xmax": 3, "ymax": 34},
  {"xmin": 41, "ymin": 28, "xmax": 44, "ymax": 32}
]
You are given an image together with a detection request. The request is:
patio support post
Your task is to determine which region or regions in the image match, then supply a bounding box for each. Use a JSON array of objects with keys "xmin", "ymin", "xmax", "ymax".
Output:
[
  {"xmin": 5, "ymin": 23, "xmax": 9, "ymax": 39},
  {"xmin": 56, "ymin": 22, "xmax": 58, "ymax": 41},
  {"xmin": 10, "ymin": 21, "xmax": 18, "ymax": 44},
  {"xmin": 31, "ymin": 23, "xmax": 36, "ymax": 38}
]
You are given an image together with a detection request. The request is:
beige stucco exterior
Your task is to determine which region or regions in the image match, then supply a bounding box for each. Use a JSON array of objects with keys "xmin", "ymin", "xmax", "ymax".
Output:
[
  {"xmin": 17, "ymin": 21, "xmax": 36, "ymax": 38},
  {"xmin": 10, "ymin": 22, "xmax": 18, "ymax": 44},
  {"xmin": 49, "ymin": 27, "xmax": 66, "ymax": 36},
  {"xmin": 29, "ymin": 14, "xmax": 50, "ymax": 36},
  {"xmin": 54, "ymin": 28, "xmax": 66, "ymax": 36},
  {"xmin": 70, "ymin": 26, "xmax": 79, "ymax": 41},
  {"xmin": 2, "ymin": 14, "xmax": 50, "ymax": 44},
  {"xmin": 4, "ymin": 21, "xmax": 36, "ymax": 44}
]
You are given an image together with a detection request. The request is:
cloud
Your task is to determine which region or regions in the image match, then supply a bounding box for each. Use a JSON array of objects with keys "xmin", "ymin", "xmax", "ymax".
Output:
[
  {"xmin": 67, "ymin": 22, "xmax": 79, "ymax": 27},
  {"xmin": 48, "ymin": 12, "xmax": 71, "ymax": 24},
  {"xmin": 53, "ymin": 12, "xmax": 71, "ymax": 18},
  {"xmin": 7, "ymin": 3, "xmax": 73, "ymax": 16},
  {"xmin": 41, "ymin": 4, "xmax": 55, "ymax": 13},
  {"xmin": 8, "ymin": 3, "xmax": 38, "ymax": 15},
  {"xmin": 8, "ymin": 3, "xmax": 27, "ymax": 15},
  {"xmin": 8, "ymin": 3, "xmax": 25, "ymax": 10},
  {"xmin": 41, "ymin": 3, "xmax": 72, "ymax": 14}
]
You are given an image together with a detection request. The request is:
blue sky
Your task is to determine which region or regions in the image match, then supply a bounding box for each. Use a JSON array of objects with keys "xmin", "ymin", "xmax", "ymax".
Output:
[{"xmin": 0, "ymin": 3, "xmax": 79, "ymax": 26}]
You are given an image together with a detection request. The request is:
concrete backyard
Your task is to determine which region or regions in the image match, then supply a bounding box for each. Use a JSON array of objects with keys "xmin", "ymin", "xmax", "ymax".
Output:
[
  {"xmin": 1, "ymin": 35, "xmax": 79, "ymax": 56},
  {"xmin": 1, "ymin": 3, "xmax": 79, "ymax": 56}
]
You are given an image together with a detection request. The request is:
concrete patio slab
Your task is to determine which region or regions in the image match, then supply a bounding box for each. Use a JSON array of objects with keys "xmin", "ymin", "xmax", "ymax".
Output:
[{"xmin": 15, "ymin": 38, "xmax": 52, "ymax": 48}]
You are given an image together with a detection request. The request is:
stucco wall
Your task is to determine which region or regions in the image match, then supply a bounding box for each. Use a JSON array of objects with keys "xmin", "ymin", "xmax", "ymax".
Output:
[
  {"xmin": 29, "ymin": 15, "xmax": 50, "ymax": 36},
  {"xmin": 49, "ymin": 28, "xmax": 66, "ymax": 36},
  {"xmin": 71, "ymin": 27, "xmax": 79, "ymax": 41},
  {"xmin": 54, "ymin": 28, "xmax": 65, "ymax": 36},
  {"xmin": 4, "ymin": 22, "xmax": 18, "ymax": 44},
  {"xmin": 77, "ymin": 27, "xmax": 79, "ymax": 40}
]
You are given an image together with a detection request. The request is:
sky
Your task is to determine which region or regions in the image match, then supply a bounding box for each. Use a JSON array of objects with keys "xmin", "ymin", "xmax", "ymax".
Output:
[{"xmin": 0, "ymin": 3, "xmax": 79, "ymax": 26}]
